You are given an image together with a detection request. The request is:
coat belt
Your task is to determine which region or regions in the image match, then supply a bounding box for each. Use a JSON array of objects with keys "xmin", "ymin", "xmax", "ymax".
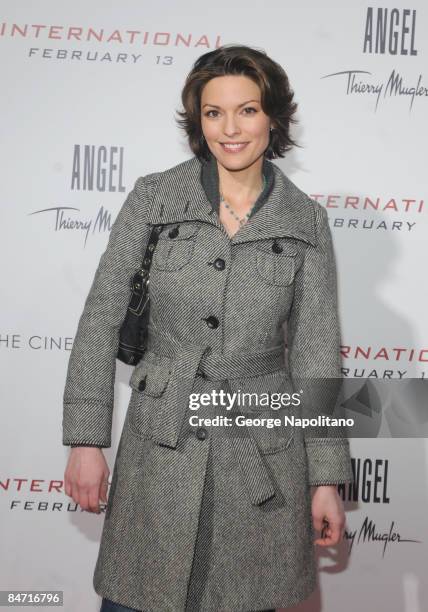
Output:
[{"xmin": 144, "ymin": 332, "xmax": 286, "ymax": 506}]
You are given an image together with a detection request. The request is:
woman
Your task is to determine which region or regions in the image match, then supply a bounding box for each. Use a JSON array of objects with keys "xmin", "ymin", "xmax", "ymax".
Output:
[{"xmin": 63, "ymin": 44, "xmax": 354, "ymax": 612}]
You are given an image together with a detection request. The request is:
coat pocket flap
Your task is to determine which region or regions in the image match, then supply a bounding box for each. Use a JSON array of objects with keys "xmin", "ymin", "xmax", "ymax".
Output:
[
  {"xmin": 256, "ymin": 250, "xmax": 296, "ymax": 286},
  {"xmin": 256, "ymin": 245, "xmax": 298, "ymax": 257},
  {"xmin": 129, "ymin": 360, "xmax": 171, "ymax": 396},
  {"xmin": 158, "ymin": 222, "xmax": 201, "ymax": 240}
]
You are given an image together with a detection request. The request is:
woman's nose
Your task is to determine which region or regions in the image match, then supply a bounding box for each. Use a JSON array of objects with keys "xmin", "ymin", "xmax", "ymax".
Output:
[{"xmin": 223, "ymin": 116, "xmax": 241, "ymax": 137}]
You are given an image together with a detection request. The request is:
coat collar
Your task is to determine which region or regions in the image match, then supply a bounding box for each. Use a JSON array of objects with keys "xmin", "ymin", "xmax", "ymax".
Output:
[{"xmin": 146, "ymin": 156, "xmax": 317, "ymax": 246}]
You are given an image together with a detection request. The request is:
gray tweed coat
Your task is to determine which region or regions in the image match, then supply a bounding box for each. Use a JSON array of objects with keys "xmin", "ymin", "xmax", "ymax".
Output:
[{"xmin": 62, "ymin": 154, "xmax": 354, "ymax": 612}]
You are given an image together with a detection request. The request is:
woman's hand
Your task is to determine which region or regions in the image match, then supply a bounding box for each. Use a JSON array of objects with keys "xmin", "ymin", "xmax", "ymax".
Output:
[
  {"xmin": 64, "ymin": 447, "xmax": 110, "ymax": 514},
  {"xmin": 310, "ymin": 485, "xmax": 346, "ymax": 546}
]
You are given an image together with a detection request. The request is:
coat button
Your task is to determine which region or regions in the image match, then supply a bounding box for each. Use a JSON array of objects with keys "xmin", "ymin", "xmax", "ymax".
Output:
[
  {"xmin": 196, "ymin": 427, "xmax": 208, "ymax": 440},
  {"xmin": 204, "ymin": 315, "xmax": 219, "ymax": 329},
  {"xmin": 138, "ymin": 376, "xmax": 147, "ymax": 391},
  {"xmin": 168, "ymin": 226, "xmax": 179, "ymax": 238},
  {"xmin": 213, "ymin": 258, "xmax": 226, "ymax": 270},
  {"xmin": 272, "ymin": 240, "xmax": 283, "ymax": 253}
]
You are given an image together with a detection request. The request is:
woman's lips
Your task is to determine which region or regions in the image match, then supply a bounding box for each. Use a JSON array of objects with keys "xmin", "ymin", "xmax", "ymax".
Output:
[{"xmin": 219, "ymin": 142, "xmax": 249, "ymax": 153}]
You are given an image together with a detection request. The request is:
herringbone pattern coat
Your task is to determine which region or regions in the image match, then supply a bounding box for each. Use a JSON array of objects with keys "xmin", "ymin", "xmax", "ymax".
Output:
[{"xmin": 63, "ymin": 155, "xmax": 354, "ymax": 612}]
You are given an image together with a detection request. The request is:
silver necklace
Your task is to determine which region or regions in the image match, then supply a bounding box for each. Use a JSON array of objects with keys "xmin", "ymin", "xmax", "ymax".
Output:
[{"xmin": 219, "ymin": 174, "xmax": 266, "ymax": 227}]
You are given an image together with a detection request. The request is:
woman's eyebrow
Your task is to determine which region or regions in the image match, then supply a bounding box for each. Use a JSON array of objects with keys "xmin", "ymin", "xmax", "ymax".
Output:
[{"xmin": 202, "ymin": 99, "xmax": 260, "ymax": 109}]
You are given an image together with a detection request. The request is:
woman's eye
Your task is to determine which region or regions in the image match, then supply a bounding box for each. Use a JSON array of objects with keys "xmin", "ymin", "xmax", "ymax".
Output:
[{"xmin": 204, "ymin": 107, "xmax": 257, "ymax": 118}]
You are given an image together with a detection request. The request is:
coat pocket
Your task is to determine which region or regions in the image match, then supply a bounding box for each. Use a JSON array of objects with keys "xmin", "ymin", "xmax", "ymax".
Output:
[
  {"xmin": 255, "ymin": 247, "xmax": 297, "ymax": 286},
  {"xmin": 151, "ymin": 222, "xmax": 201, "ymax": 272},
  {"xmin": 127, "ymin": 359, "xmax": 171, "ymax": 440}
]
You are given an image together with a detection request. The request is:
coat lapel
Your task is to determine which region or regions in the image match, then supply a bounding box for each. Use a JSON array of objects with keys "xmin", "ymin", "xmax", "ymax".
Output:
[{"xmin": 146, "ymin": 156, "xmax": 317, "ymax": 246}]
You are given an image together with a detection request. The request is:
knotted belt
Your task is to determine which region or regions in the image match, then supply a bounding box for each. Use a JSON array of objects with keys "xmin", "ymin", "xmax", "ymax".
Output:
[{"xmin": 142, "ymin": 332, "xmax": 287, "ymax": 506}]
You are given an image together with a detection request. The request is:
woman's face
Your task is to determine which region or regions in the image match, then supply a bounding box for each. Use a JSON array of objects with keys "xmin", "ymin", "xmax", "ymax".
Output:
[{"xmin": 200, "ymin": 75, "xmax": 271, "ymax": 170}]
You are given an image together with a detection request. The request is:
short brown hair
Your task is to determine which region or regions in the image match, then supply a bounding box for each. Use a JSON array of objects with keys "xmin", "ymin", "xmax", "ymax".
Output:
[{"xmin": 175, "ymin": 44, "xmax": 300, "ymax": 162}]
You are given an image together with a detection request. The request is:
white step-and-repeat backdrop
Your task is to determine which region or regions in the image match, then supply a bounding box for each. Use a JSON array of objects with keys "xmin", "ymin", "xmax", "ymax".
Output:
[{"xmin": 1, "ymin": 1, "xmax": 427, "ymax": 611}]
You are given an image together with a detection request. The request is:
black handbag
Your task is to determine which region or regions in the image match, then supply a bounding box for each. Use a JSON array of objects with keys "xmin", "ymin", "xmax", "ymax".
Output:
[{"xmin": 116, "ymin": 223, "xmax": 164, "ymax": 365}]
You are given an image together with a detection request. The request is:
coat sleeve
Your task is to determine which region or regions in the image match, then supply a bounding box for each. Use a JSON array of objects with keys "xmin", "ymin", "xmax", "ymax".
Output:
[
  {"xmin": 62, "ymin": 173, "xmax": 159, "ymax": 447},
  {"xmin": 286, "ymin": 202, "xmax": 354, "ymax": 486}
]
